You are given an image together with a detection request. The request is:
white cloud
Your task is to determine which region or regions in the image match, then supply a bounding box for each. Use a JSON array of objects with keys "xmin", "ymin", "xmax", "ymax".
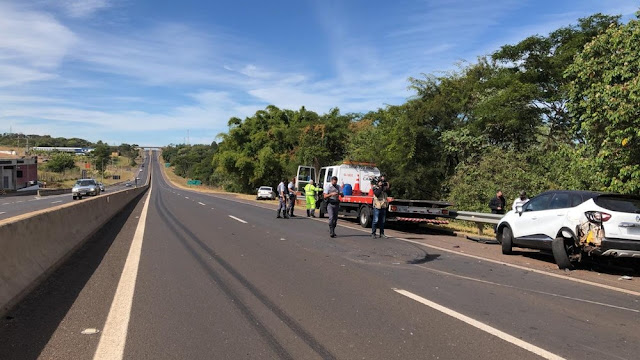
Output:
[
  {"xmin": 0, "ymin": 3, "xmax": 76, "ymax": 87},
  {"xmin": 57, "ymin": 0, "xmax": 110, "ymax": 18}
]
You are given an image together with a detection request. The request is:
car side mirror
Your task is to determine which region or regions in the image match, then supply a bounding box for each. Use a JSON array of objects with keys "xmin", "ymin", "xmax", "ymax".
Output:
[{"xmin": 516, "ymin": 205, "xmax": 523, "ymax": 216}]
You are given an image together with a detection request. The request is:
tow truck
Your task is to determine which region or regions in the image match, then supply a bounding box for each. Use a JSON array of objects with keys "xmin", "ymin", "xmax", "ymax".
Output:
[{"xmin": 296, "ymin": 163, "xmax": 451, "ymax": 228}]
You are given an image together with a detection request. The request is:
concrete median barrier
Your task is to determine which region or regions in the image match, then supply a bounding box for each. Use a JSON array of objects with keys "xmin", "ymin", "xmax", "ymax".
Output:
[
  {"xmin": 0, "ymin": 184, "xmax": 148, "ymax": 315},
  {"xmin": 37, "ymin": 188, "xmax": 71, "ymax": 196}
]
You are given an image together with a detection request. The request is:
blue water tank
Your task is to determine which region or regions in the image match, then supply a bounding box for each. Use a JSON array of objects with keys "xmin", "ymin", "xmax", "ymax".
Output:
[{"xmin": 343, "ymin": 184, "xmax": 353, "ymax": 196}]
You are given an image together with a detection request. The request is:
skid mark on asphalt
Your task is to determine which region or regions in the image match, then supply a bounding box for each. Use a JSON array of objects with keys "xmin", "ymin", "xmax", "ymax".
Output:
[
  {"xmin": 155, "ymin": 192, "xmax": 336, "ymax": 360},
  {"xmin": 394, "ymin": 289, "xmax": 565, "ymax": 360}
]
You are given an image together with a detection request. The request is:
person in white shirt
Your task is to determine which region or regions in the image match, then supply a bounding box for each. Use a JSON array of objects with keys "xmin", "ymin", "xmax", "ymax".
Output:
[{"xmin": 512, "ymin": 190, "xmax": 529, "ymax": 211}]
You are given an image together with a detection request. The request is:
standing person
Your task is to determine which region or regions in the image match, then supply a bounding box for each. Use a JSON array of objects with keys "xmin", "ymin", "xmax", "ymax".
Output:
[
  {"xmin": 276, "ymin": 178, "xmax": 289, "ymax": 219},
  {"xmin": 287, "ymin": 177, "xmax": 297, "ymax": 217},
  {"xmin": 304, "ymin": 179, "xmax": 322, "ymax": 217},
  {"xmin": 371, "ymin": 175, "xmax": 391, "ymax": 238},
  {"xmin": 512, "ymin": 190, "xmax": 529, "ymax": 211},
  {"xmin": 489, "ymin": 190, "xmax": 506, "ymax": 215},
  {"xmin": 323, "ymin": 176, "xmax": 342, "ymax": 238}
]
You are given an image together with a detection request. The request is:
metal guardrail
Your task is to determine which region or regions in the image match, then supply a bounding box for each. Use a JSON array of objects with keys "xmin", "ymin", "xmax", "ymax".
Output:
[{"xmin": 446, "ymin": 210, "xmax": 504, "ymax": 236}]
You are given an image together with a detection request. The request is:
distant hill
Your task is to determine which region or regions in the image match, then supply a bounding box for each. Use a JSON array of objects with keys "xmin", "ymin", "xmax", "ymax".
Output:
[{"xmin": 0, "ymin": 134, "xmax": 95, "ymax": 148}]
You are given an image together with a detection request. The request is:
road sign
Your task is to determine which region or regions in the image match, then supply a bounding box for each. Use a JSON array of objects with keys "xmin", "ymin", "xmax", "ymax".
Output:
[{"xmin": 187, "ymin": 180, "xmax": 202, "ymax": 186}]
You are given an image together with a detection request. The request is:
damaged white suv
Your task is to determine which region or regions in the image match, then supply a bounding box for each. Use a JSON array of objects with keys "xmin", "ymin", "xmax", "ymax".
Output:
[{"xmin": 496, "ymin": 190, "xmax": 640, "ymax": 269}]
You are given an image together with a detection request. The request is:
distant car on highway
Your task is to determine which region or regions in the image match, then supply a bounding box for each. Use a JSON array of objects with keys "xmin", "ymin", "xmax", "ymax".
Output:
[
  {"xmin": 72, "ymin": 179, "xmax": 101, "ymax": 200},
  {"xmin": 256, "ymin": 186, "xmax": 275, "ymax": 200},
  {"xmin": 98, "ymin": 182, "xmax": 105, "ymax": 192},
  {"xmin": 125, "ymin": 182, "xmax": 132, "ymax": 187},
  {"xmin": 497, "ymin": 190, "xmax": 640, "ymax": 269}
]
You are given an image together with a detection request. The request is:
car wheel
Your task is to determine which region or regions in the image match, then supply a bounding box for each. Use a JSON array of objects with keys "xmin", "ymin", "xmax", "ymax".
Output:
[
  {"xmin": 73, "ymin": 195, "xmax": 77, "ymax": 200},
  {"xmin": 552, "ymin": 237, "xmax": 575, "ymax": 270},
  {"xmin": 501, "ymin": 226, "xmax": 513, "ymax": 255},
  {"xmin": 359, "ymin": 206, "xmax": 372, "ymax": 228}
]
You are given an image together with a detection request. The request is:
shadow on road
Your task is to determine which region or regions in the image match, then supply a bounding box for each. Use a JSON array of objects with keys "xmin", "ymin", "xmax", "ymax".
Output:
[{"xmin": 0, "ymin": 193, "xmax": 144, "ymax": 360}]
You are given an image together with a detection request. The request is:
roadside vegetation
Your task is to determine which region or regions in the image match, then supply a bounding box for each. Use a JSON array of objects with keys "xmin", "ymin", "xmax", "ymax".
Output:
[
  {"xmin": 0, "ymin": 134, "xmax": 142, "ymax": 188},
  {"xmin": 163, "ymin": 12, "xmax": 640, "ymax": 211}
]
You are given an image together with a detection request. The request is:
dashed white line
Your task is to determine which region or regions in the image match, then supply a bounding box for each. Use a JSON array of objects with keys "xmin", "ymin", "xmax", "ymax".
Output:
[
  {"xmin": 0, "ymin": 212, "xmax": 5, "ymax": 215},
  {"xmin": 228, "ymin": 215, "xmax": 247, "ymax": 224},
  {"xmin": 15, "ymin": 201, "xmax": 24, "ymax": 204},
  {"xmin": 185, "ymin": 196, "xmax": 189, "ymax": 199},
  {"xmin": 1, "ymin": 203, "xmax": 10, "ymax": 205},
  {"xmin": 198, "ymin": 202, "xmax": 206, "ymax": 206},
  {"xmin": 51, "ymin": 200, "xmax": 63, "ymax": 204},
  {"xmin": 394, "ymin": 289, "xmax": 564, "ymax": 360}
]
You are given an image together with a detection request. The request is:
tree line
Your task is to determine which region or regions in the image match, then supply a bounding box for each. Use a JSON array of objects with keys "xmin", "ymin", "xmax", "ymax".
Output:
[{"xmin": 162, "ymin": 12, "xmax": 640, "ymax": 211}]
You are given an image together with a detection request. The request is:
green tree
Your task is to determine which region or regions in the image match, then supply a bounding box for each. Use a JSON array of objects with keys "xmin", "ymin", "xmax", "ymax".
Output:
[
  {"xmin": 566, "ymin": 15, "xmax": 640, "ymax": 193},
  {"xmin": 92, "ymin": 144, "xmax": 112, "ymax": 173},
  {"xmin": 46, "ymin": 153, "xmax": 76, "ymax": 173}
]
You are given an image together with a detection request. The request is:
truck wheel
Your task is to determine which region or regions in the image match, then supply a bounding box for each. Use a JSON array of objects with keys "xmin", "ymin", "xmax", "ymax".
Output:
[
  {"xmin": 501, "ymin": 226, "xmax": 513, "ymax": 255},
  {"xmin": 359, "ymin": 207, "xmax": 372, "ymax": 228},
  {"xmin": 552, "ymin": 237, "xmax": 575, "ymax": 270}
]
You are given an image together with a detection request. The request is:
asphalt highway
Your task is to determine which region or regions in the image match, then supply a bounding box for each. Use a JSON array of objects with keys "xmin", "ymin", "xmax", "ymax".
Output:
[
  {"xmin": 0, "ymin": 156, "xmax": 149, "ymax": 221},
  {"xmin": 2, "ymin": 151, "xmax": 639, "ymax": 360}
]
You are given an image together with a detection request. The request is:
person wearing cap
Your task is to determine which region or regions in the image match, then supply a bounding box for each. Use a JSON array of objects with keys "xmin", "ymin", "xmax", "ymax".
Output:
[
  {"xmin": 304, "ymin": 179, "xmax": 322, "ymax": 217},
  {"xmin": 323, "ymin": 176, "xmax": 342, "ymax": 238},
  {"xmin": 512, "ymin": 190, "xmax": 529, "ymax": 211}
]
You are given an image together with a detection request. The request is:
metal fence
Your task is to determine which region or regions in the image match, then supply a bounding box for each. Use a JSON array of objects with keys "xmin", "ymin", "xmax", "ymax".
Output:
[{"xmin": 446, "ymin": 210, "xmax": 504, "ymax": 236}]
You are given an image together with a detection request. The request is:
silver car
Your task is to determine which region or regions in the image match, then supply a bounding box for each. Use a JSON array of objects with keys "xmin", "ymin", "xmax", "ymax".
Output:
[{"xmin": 72, "ymin": 179, "xmax": 101, "ymax": 200}]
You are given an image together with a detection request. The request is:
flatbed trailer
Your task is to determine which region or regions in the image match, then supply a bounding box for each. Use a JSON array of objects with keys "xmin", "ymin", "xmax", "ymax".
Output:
[{"xmin": 296, "ymin": 164, "xmax": 451, "ymax": 228}]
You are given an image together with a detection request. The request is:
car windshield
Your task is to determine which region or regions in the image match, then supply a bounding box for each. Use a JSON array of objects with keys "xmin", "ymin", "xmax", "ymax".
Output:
[
  {"xmin": 594, "ymin": 195, "xmax": 640, "ymax": 213},
  {"xmin": 76, "ymin": 180, "xmax": 95, "ymax": 186}
]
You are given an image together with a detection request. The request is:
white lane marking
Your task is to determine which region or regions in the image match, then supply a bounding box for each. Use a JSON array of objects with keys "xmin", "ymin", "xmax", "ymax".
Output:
[
  {"xmin": 2, "ymin": 203, "xmax": 10, "ymax": 205},
  {"xmin": 211, "ymin": 208, "xmax": 215, "ymax": 210},
  {"xmin": 185, "ymin": 196, "xmax": 189, "ymax": 199},
  {"xmin": 157, "ymin": 160, "xmax": 639, "ymax": 297},
  {"xmin": 93, "ymin": 170, "xmax": 153, "ymax": 360},
  {"xmin": 15, "ymin": 201, "xmax": 24, "ymax": 203},
  {"xmin": 0, "ymin": 212, "xmax": 5, "ymax": 215},
  {"xmin": 228, "ymin": 215, "xmax": 247, "ymax": 224},
  {"xmin": 394, "ymin": 237, "xmax": 640, "ymax": 298},
  {"xmin": 198, "ymin": 202, "xmax": 206, "ymax": 206},
  {"xmin": 394, "ymin": 289, "xmax": 565, "ymax": 360},
  {"xmin": 419, "ymin": 266, "xmax": 640, "ymax": 313},
  {"xmin": 51, "ymin": 200, "xmax": 63, "ymax": 204}
]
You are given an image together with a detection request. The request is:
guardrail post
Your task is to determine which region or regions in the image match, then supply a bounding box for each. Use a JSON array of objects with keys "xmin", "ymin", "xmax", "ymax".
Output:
[{"xmin": 476, "ymin": 223, "xmax": 484, "ymax": 236}]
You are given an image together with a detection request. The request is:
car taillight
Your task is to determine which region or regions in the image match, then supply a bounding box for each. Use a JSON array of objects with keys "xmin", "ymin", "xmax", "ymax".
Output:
[
  {"xmin": 585, "ymin": 211, "xmax": 611, "ymax": 223},
  {"xmin": 389, "ymin": 205, "xmax": 397, "ymax": 212}
]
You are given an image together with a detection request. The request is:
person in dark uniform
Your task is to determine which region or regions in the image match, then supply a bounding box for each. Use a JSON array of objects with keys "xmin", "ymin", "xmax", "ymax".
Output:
[{"xmin": 323, "ymin": 176, "xmax": 342, "ymax": 238}]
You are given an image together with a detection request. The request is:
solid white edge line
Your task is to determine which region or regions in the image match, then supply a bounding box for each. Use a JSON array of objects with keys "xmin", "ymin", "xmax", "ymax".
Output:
[
  {"xmin": 394, "ymin": 289, "xmax": 565, "ymax": 360},
  {"xmin": 51, "ymin": 200, "xmax": 62, "ymax": 204},
  {"xmin": 156, "ymin": 152, "xmax": 640, "ymax": 297},
  {"xmin": 93, "ymin": 162, "xmax": 153, "ymax": 360},
  {"xmin": 393, "ymin": 237, "xmax": 640, "ymax": 297},
  {"xmin": 228, "ymin": 215, "xmax": 247, "ymax": 224}
]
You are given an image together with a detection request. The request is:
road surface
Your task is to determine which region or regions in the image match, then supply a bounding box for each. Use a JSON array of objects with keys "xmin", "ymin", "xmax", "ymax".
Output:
[{"xmin": 1, "ymin": 151, "xmax": 639, "ymax": 360}]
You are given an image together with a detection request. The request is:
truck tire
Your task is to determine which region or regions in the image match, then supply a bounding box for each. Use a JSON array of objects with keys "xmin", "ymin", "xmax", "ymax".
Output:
[
  {"xmin": 501, "ymin": 226, "xmax": 513, "ymax": 255},
  {"xmin": 359, "ymin": 206, "xmax": 372, "ymax": 228},
  {"xmin": 552, "ymin": 237, "xmax": 575, "ymax": 270}
]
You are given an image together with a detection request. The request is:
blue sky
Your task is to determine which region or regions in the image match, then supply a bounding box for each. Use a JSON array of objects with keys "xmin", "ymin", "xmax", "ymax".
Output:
[{"xmin": 1, "ymin": 0, "xmax": 637, "ymax": 146}]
